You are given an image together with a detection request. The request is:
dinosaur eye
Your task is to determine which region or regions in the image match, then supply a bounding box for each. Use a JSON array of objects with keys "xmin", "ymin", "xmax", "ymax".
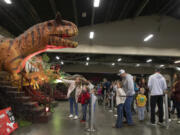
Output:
[{"xmin": 47, "ymin": 22, "xmax": 53, "ymax": 27}]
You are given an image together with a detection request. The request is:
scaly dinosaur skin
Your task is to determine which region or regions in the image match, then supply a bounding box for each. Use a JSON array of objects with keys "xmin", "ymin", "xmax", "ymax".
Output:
[{"xmin": 0, "ymin": 13, "xmax": 78, "ymax": 80}]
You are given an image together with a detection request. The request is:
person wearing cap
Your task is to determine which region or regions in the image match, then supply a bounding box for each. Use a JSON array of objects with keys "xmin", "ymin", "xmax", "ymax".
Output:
[
  {"xmin": 148, "ymin": 68, "xmax": 167, "ymax": 126},
  {"xmin": 119, "ymin": 69, "xmax": 135, "ymax": 125}
]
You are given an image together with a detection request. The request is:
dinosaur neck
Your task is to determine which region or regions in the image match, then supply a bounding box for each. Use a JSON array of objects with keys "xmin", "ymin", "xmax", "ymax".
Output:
[{"xmin": 16, "ymin": 23, "xmax": 48, "ymax": 57}]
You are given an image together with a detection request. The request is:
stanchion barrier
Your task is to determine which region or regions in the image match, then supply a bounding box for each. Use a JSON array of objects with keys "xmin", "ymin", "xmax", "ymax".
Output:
[
  {"xmin": 104, "ymin": 90, "xmax": 106, "ymax": 107},
  {"xmin": 148, "ymin": 92, "xmax": 151, "ymax": 121},
  {"xmin": 87, "ymin": 93, "xmax": 96, "ymax": 132},
  {"xmin": 164, "ymin": 92, "xmax": 169, "ymax": 129},
  {"xmin": 109, "ymin": 91, "xmax": 114, "ymax": 112},
  {"xmin": 111, "ymin": 91, "xmax": 114, "ymax": 112}
]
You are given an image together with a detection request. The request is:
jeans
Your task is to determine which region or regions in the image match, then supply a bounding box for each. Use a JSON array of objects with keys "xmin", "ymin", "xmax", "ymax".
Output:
[
  {"xmin": 137, "ymin": 107, "xmax": 145, "ymax": 120},
  {"xmin": 69, "ymin": 97, "xmax": 78, "ymax": 116},
  {"xmin": 124, "ymin": 96, "xmax": 133, "ymax": 125},
  {"xmin": 176, "ymin": 101, "xmax": 180, "ymax": 118},
  {"xmin": 116, "ymin": 104, "xmax": 124, "ymax": 128},
  {"xmin": 82, "ymin": 104, "xmax": 88, "ymax": 120},
  {"xmin": 150, "ymin": 95, "xmax": 164, "ymax": 123}
]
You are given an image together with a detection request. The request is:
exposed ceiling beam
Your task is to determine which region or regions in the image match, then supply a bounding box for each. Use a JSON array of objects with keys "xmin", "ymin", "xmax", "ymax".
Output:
[
  {"xmin": 118, "ymin": 0, "xmax": 131, "ymax": 20},
  {"xmin": 72, "ymin": 0, "xmax": 78, "ymax": 26},
  {"xmin": 134, "ymin": 0, "xmax": 149, "ymax": 17},
  {"xmin": 158, "ymin": 0, "xmax": 173, "ymax": 14},
  {"xmin": 19, "ymin": 0, "xmax": 41, "ymax": 23},
  {"xmin": 91, "ymin": 6, "xmax": 95, "ymax": 25},
  {"xmin": 159, "ymin": 0, "xmax": 178, "ymax": 15},
  {"xmin": 49, "ymin": 0, "xmax": 57, "ymax": 16},
  {"xmin": 0, "ymin": 6, "xmax": 24, "ymax": 32},
  {"xmin": 104, "ymin": 0, "xmax": 114, "ymax": 22}
]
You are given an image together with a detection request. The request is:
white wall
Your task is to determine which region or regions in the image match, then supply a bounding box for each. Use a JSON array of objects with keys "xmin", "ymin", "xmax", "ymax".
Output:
[{"xmin": 48, "ymin": 15, "xmax": 180, "ymax": 57}]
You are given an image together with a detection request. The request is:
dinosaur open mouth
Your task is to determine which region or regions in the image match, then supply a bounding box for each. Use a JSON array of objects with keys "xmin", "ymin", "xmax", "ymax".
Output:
[{"xmin": 49, "ymin": 33, "xmax": 78, "ymax": 47}]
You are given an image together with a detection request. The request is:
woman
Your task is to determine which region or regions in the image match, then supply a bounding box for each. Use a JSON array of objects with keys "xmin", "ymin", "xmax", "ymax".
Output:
[
  {"xmin": 63, "ymin": 76, "xmax": 88, "ymax": 120},
  {"xmin": 173, "ymin": 74, "xmax": 180, "ymax": 124}
]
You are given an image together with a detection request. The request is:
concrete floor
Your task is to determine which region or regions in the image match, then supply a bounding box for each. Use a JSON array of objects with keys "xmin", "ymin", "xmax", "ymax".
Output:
[{"xmin": 13, "ymin": 102, "xmax": 180, "ymax": 135}]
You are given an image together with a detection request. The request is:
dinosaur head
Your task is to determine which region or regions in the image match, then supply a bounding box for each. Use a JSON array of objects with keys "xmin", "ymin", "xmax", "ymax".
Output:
[{"xmin": 45, "ymin": 12, "xmax": 78, "ymax": 49}]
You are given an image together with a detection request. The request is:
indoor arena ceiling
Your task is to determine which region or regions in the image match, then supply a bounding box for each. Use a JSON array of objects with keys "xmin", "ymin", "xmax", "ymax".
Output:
[
  {"xmin": 0, "ymin": 0, "xmax": 180, "ymax": 36},
  {"xmin": 43, "ymin": 52, "xmax": 180, "ymax": 69}
]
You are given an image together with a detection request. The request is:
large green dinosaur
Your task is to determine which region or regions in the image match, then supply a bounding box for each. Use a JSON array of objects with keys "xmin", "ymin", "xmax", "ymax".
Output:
[{"xmin": 0, "ymin": 13, "xmax": 78, "ymax": 80}]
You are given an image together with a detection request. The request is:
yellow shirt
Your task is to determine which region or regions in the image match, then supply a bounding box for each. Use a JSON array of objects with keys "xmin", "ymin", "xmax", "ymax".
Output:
[{"xmin": 136, "ymin": 94, "xmax": 147, "ymax": 107}]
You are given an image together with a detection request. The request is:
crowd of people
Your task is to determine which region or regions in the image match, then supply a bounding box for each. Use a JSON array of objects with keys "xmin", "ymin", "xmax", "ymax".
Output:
[{"xmin": 63, "ymin": 68, "xmax": 180, "ymax": 129}]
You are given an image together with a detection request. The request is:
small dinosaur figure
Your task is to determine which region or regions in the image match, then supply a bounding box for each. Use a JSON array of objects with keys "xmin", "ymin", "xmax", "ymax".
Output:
[{"xmin": 0, "ymin": 12, "xmax": 78, "ymax": 80}]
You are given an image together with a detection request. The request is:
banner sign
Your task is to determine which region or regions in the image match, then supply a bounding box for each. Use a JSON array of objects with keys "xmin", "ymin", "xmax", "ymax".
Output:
[{"xmin": 0, "ymin": 107, "xmax": 18, "ymax": 135}]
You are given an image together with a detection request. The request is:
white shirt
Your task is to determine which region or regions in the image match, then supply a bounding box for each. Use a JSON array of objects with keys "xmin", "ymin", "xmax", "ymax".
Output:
[
  {"xmin": 148, "ymin": 73, "xmax": 167, "ymax": 96},
  {"xmin": 116, "ymin": 88, "xmax": 126, "ymax": 105}
]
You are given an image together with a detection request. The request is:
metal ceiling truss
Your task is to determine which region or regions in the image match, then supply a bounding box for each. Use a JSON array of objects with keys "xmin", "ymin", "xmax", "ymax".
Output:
[
  {"xmin": 134, "ymin": 0, "xmax": 149, "ymax": 17},
  {"xmin": 19, "ymin": 0, "xmax": 41, "ymax": 23},
  {"xmin": 49, "ymin": 0, "xmax": 57, "ymax": 16},
  {"xmin": 72, "ymin": 0, "xmax": 78, "ymax": 26}
]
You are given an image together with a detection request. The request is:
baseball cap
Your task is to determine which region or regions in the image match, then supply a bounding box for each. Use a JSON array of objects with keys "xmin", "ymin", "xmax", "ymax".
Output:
[{"xmin": 118, "ymin": 69, "xmax": 125, "ymax": 76}]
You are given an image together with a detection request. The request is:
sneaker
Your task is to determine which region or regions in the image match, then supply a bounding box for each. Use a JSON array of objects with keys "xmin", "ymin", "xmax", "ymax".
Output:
[
  {"xmin": 169, "ymin": 119, "xmax": 172, "ymax": 122},
  {"xmin": 177, "ymin": 120, "xmax": 180, "ymax": 124},
  {"xmin": 172, "ymin": 118, "xmax": 178, "ymax": 121},
  {"xmin": 69, "ymin": 114, "xmax": 73, "ymax": 118},
  {"xmin": 74, "ymin": 115, "xmax": 78, "ymax": 120},
  {"xmin": 157, "ymin": 122, "xmax": 165, "ymax": 127},
  {"xmin": 114, "ymin": 114, "xmax": 118, "ymax": 117},
  {"xmin": 150, "ymin": 123, "xmax": 157, "ymax": 126}
]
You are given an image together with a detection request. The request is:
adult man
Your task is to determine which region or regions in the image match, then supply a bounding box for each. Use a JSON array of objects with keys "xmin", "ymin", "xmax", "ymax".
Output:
[
  {"xmin": 102, "ymin": 78, "xmax": 111, "ymax": 99},
  {"xmin": 148, "ymin": 68, "xmax": 167, "ymax": 125},
  {"xmin": 119, "ymin": 69, "xmax": 135, "ymax": 125}
]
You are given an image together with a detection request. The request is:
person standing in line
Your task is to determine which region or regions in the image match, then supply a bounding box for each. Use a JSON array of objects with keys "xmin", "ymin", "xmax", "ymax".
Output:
[
  {"xmin": 119, "ymin": 69, "xmax": 135, "ymax": 126},
  {"xmin": 139, "ymin": 78, "xmax": 149, "ymax": 112},
  {"xmin": 171, "ymin": 73, "xmax": 178, "ymax": 114},
  {"xmin": 172, "ymin": 74, "xmax": 180, "ymax": 124},
  {"xmin": 136, "ymin": 88, "xmax": 147, "ymax": 122},
  {"xmin": 113, "ymin": 81, "xmax": 126, "ymax": 128},
  {"xmin": 148, "ymin": 68, "xmax": 167, "ymax": 126}
]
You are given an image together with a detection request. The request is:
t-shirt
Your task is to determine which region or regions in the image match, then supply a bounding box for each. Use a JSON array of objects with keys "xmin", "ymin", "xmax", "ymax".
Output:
[{"xmin": 136, "ymin": 94, "xmax": 147, "ymax": 107}]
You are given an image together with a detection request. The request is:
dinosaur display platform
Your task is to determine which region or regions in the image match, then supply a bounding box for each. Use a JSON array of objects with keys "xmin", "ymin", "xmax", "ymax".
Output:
[{"xmin": 0, "ymin": 12, "xmax": 79, "ymax": 126}]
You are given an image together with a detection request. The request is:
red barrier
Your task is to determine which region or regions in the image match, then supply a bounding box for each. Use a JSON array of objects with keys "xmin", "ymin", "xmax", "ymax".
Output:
[{"xmin": 0, "ymin": 107, "xmax": 18, "ymax": 135}]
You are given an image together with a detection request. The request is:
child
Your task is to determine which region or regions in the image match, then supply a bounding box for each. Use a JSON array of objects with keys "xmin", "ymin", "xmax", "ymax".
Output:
[
  {"xmin": 80, "ymin": 85, "xmax": 90, "ymax": 123},
  {"xmin": 136, "ymin": 88, "xmax": 147, "ymax": 121},
  {"xmin": 114, "ymin": 81, "xmax": 126, "ymax": 128}
]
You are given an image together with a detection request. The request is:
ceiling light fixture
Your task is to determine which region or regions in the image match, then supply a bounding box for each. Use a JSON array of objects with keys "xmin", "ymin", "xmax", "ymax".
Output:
[
  {"xmin": 86, "ymin": 57, "xmax": 90, "ymax": 61},
  {"xmin": 117, "ymin": 58, "xmax": 122, "ymax": 62},
  {"xmin": 174, "ymin": 60, "xmax": 180, "ymax": 64},
  {"xmin": 94, "ymin": 0, "xmax": 100, "ymax": 7},
  {"xmin": 160, "ymin": 65, "xmax": 164, "ymax": 68},
  {"xmin": 136, "ymin": 64, "xmax": 140, "ymax": 67},
  {"xmin": 86, "ymin": 62, "xmax": 89, "ymax": 66},
  {"xmin": 82, "ymin": 12, "xmax": 86, "ymax": 18},
  {"xmin": 89, "ymin": 31, "xmax": 94, "ymax": 39},
  {"xmin": 4, "ymin": 0, "xmax": 12, "ymax": 4},
  {"xmin": 61, "ymin": 61, "xmax": 64, "ymax": 65},
  {"xmin": 144, "ymin": 34, "xmax": 154, "ymax": 42},
  {"xmin": 146, "ymin": 59, "xmax": 152, "ymax": 63},
  {"xmin": 112, "ymin": 63, "xmax": 115, "ymax": 66},
  {"xmin": 56, "ymin": 56, "xmax": 60, "ymax": 60},
  {"xmin": 176, "ymin": 67, "xmax": 180, "ymax": 71}
]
